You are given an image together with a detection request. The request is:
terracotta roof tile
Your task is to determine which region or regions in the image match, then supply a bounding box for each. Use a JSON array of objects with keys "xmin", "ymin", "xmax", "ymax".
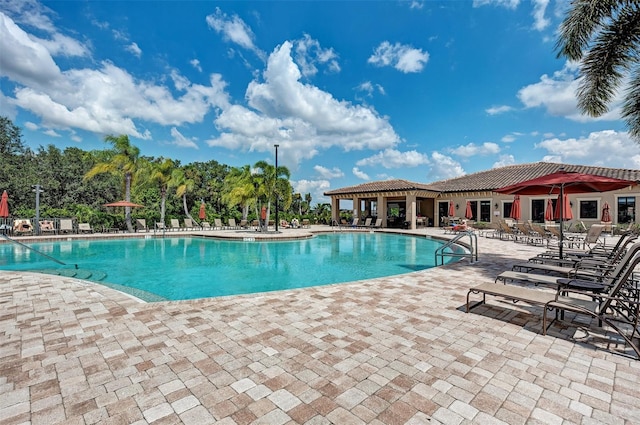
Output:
[{"xmin": 324, "ymin": 162, "xmax": 640, "ymax": 196}]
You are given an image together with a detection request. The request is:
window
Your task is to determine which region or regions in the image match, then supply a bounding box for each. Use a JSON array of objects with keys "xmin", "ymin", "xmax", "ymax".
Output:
[
  {"xmin": 579, "ymin": 200, "xmax": 598, "ymax": 219},
  {"xmin": 480, "ymin": 200, "xmax": 491, "ymax": 222},
  {"xmin": 531, "ymin": 199, "xmax": 546, "ymax": 223},
  {"xmin": 618, "ymin": 196, "xmax": 636, "ymax": 224},
  {"xmin": 503, "ymin": 202, "xmax": 512, "ymax": 219}
]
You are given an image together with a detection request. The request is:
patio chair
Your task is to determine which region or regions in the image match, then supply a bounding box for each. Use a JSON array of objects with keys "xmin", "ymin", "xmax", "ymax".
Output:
[
  {"xmin": 214, "ymin": 218, "xmax": 224, "ymax": 229},
  {"xmin": 183, "ymin": 218, "xmax": 196, "ymax": 230},
  {"xmin": 228, "ymin": 218, "xmax": 239, "ymax": 229},
  {"xmin": 39, "ymin": 220, "xmax": 57, "ymax": 235},
  {"xmin": 59, "ymin": 219, "xmax": 74, "ymax": 234},
  {"xmin": 542, "ymin": 252, "xmax": 640, "ymax": 359},
  {"xmin": 302, "ymin": 219, "xmax": 310, "ymax": 228},
  {"xmin": 239, "ymin": 219, "xmax": 248, "ymax": 229},
  {"xmin": 372, "ymin": 218, "xmax": 383, "ymax": 228},
  {"xmin": 155, "ymin": 222, "xmax": 166, "ymax": 231},
  {"xmin": 201, "ymin": 221, "xmax": 212, "ymax": 230},
  {"xmin": 515, "ymin": 223, "xmax": 544, "ymax": 246},
  {"xmin": 136, "ymin": 219, "xmax": 148, "ymax": 232},
  {"xmin": 78, "ymin": 223, "xmax": 93, "ymax": 233},
  {"xmin": 572, "ymin": 224, "xmax": 605, "ymax": 250},
  {"xmin": 170, "ymin": 219, "xmax": 181, "ymax": 231},
  {"xmin": 13, "ymin": 219, "xmax": 33, "ymax": 236},
  {"xmin": 360, "ymin": 217, "xmax": 372, "ymax": 228}
]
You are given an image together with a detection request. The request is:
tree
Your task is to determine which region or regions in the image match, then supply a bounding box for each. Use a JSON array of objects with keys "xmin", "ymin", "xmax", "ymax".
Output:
[
  {"xmin": 252, "ymin": 161, "xmax": 291, "ymax": 231},
  {"xmin": 145, "ymin": 158, "xmax": 175, "ymax": 226},
  {"xmin": 222, "ymin": 165, "xmax": 257, "ymax": 221},
  {"xmin": 556, "ymin": 0, "xmax": 640, "ymax": 142},
  {"xmin": 170, "ymin": 167, "xmax": 196, "ymax": 221},
  {"xmin": 84, "ymin": 134, "xmax": 141, "ymax": 232}
]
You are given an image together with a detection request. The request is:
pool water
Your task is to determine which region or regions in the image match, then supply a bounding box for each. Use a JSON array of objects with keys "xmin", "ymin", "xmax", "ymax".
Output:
[{"xmin": 0, "ymin": 233, "xmax": 461, "ymax": 301}]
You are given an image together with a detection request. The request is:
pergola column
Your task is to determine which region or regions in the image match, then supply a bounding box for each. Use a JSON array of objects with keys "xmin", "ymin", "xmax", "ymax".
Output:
[
  {"xmin": 407, "ymin": 193, "xmax": 417, "ymax": 230},
  {"xmin": 377, "ymin": 195, "xmax": 386, "ymax": 227}
]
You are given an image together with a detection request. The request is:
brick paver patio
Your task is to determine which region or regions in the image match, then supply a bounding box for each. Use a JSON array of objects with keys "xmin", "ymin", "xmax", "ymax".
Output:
[{"xmin": 1, "ymin": 227, "xmax": 638, "ymax": 424}]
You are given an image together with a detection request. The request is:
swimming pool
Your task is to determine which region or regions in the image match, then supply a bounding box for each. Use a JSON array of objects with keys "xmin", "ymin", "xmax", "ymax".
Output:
[{"xmin": 0, "ymin": 233, "xmax": 462, "ymax": 301}]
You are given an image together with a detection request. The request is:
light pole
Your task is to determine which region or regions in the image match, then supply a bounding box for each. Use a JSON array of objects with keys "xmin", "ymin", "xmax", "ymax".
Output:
[
  {"xmin": 274, "ymin": 144, "xmax": 279, "ymax": 232},
  {"xmin": 32, "ymin": 184, "xmax": 43, "ymax": 235}
]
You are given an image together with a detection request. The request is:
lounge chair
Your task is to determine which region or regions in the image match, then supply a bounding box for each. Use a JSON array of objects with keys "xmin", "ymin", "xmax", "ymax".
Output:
[
  {"xmin": 360, "ymin": 217, "xmax": 372, "ymax": 228},
  {"xmin": 351, "ymin": 217, "xmax": 360, "ymax": 228},
  {"xmin": 13, "ymin": 219, "xmax": 33, "ymax": 236},
  {"xmin": 39, "ymin": 220, "xmax": 57, "ymax": 235},
  {"xmin": 571, "ymin": 224, "xmax": 605, "ymax": 249},
  {"xmin": 170, "ymin": 219, "xmax": 181, "ymax": 231},
  {"xmin": 542, "ymin": 252, "xmax": 640, "ymax": 359},
  {"xmin": 239, "ymin": 219, "xmax": 248, "ymax": 229},
  {"xmin": 214, "ymin": 218, "xmax": 224, "ymax": 229},
  {"xmin": 302, "ymin": 219, "xmax": 310, "ymax": 228},
  {"xmin": 515, "ymin": 223, "xmax": 544, "ymax": 246},
  {"xmin": 372, "ymin": 218, "xmax": 383, "ymax": 228},
  {"xmin": 228, "ymin": 218, "xmax": 239, "ymax": 229},
  {"xmin": 78, "ymin": 223, "xmax": 93, "ymax": 233},
  {"xmin": 201, "ymin": 221, "xmax": 211, "ymax": 230},
  {"xmin": 155, "ymin": 222, "xmax": 166, "ymax": 231},
  {"xmin": 59, "ymin": 219, "xmax": 74, "ymax": 234},
  {"xmin": 136, "ymin": 219, "xmax": 148, "ymax": 232},
  {"xmin": 183, "ymin": 218, "xmax": 196, "ymax": 230}
]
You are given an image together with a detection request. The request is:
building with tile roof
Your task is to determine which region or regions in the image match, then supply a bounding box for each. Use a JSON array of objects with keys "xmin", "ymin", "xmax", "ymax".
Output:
[{"xmin": 324, "ymin": 162, "xmax": 640, "ymax": 230}]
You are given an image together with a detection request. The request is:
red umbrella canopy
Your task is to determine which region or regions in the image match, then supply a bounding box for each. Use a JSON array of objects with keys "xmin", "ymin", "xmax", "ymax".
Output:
[
  {"xmin": 601, "ymin": 202, "xmax": 612, "ymax": 222},
  {"xmin": 103, "ymin": 200, "xmax": 144, "ymax": 208},
  {"xmin": 0, "ymin": 190, "xmax": 9, "ymax": 218},
  {"xmin": 464, "ymin": 201, "xmax": 473, "ymax": 220},
  {"xmin": 544, "ymin": 199, "xmax": 554, "ymax": 221},
  {"xmin": 554, "ymin": 194, "xmax": 573, "ymax": 221},
  {"xmin": 509, "ymin": 195, "xmax": 521, "ymax": 221},
  {"xmin": 199, "ymin": 202, "xmax": 206, "ymax": 220},
  {"xmin": 495, "ymin": 170, "xmax": 636, "ymax": 196},
  {"xmin": 448, "ymin": 201, "xmax": 455, "ymax": 217}
]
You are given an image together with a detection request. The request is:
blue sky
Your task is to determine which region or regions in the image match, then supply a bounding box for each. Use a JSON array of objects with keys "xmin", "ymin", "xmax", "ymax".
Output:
[{"xmin": 1, "ymin": 0, "xmax": 639, "ymax": 204}]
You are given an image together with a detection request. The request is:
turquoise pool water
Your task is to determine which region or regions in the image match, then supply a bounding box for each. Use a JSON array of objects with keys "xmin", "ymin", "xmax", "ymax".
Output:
[{"xmin": 0, "ymin": 233, "xmax": 461, "ymax": 301}]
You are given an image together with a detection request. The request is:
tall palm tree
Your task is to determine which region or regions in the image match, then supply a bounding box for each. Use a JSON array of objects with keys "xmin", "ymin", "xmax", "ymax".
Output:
[
  {"xmin": 222, "ymin": 165, "xmax": 256, "ymax": 221},
  {"xmin": 556, "ymin": 0, "xmax": 640, "ymax": 142},
  {"xmin": 147, "ymin": 158, "xmax": 175, "ymax": 227},
  {"xmin": 252, "ymin": 160, "xmax": 291, "ymax": 231},
  {"xmin": 170, "ymin": 168, "xmax": 196, "ymax": 221},
  {"xmin": 84, "ymin": 134, "xmax": 140, "ymax": 232}
]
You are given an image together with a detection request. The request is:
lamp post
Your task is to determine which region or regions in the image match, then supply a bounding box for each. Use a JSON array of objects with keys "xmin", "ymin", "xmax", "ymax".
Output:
[
  {"xmin": 32, "ymin": 184, "xmax": 43, "ymax": 235},
  {"xmin": 274, "ymin": 144, "xmax": 279, "ymax": 232}
]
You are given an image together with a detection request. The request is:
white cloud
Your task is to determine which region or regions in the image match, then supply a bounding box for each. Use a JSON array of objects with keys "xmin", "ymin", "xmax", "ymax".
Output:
[
  {"xmin": 34, "ymin": 32, "xmax": 90, "ymax": 57},
  {"xmin": 43, "ymin": 129, "xmax": 60, "ymax": 137},
  {"xmin": 368, "ymin": 41, "xmax": 429, "ymax": 73},
  {"xmin": 0, "ymin": 91, "xmax": 17, "ymax": 119},
  {"xmin": 292, "ymin": 179, "xmax": 331, "ymax": 204},
  {"xmin": 532, "ymin": 0, "xmax": 550, "ymax": 31},
  {"xmin": 352, "ymin": 167, "xmax": 370, "ymax": 180},
  {"xmin": 501, "ymin": 134, "xmax": 517, "ymax": 143},
  {"xmin": 169, "ymin": 127, "xmax": 199, "ymax": 149},
  {"xmin": 536, "ymin": 130, "xmax": 640, "ymax": 169},
  {"xmin": 518, "ymin": 62, "xmax": 622, "ymax": 122},
  {"xmin": 205, "ymin": 8, "xmax": 265, "ymax": 60},
  {"xmin": 314, "ymin": 165, "xmax": 344, "ymax": 179},
  {"xmin": 428, "ymin": 152, "xmax": 465, "ymax": 180},
  {"xmin": 208, "ymin": 42, "xmax": 399, "ymax": 167},
  {"xmin": 294, "ymin": 34, "xmax": 340, "ymax": 77},
  {"xmin": 1, "ymin": 12, "xmax": 230, "ymax": 140},
  {"xmin": 486, "ymin": 105, "xmax": 513, "ymax": 115},
  {"xmin": 450, "ymin": 142, "xmax": 500, "ymax": 157},
  {"xmin": 493, "ymin": 154, "xmax": 516, "ymax": 168},
  {"xmin": 356, "ymin": 149, "xmax": 431, "ymax": 169},
  {"xmin": 24, "ymin": 121, "xmax": 38, "ymax": 130},
  {"xmin": 0, "ymin": 0, "xmax": 56, "ymax": 32},
  {"xmin": 473, "ymin": 0, "xmax": 520, "ymax": 9},
  {"xmin": 126, "ymin": 42, "xmax": 142, "ymax": 58},
  {"xmin": 409, "ymin": 1, "xmax": 424, "ymax": 9},
  {"xmin": 190, "ymin": 59, "xmax": 202, "ymax": 72},
  {"xmin": 356, "ymin": 81, "xmax": 385, "ymax": 98}
]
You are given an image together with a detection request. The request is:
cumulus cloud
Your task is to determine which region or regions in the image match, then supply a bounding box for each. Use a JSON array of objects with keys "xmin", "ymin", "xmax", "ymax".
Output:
[
  {"xmin": 292, "ymin": 179, "xmax": 331, "ymax": 204},
  {"xmin": 532, "ymin": 0, "xmax": 550, "ymax": 31},
  {"xmin": 208, "ymin": 42, "xmax": 400, "ymax": 167},
  {"xmin": 450, "ymin": 142, "xmax": 500, "ymax": 157},
  {"xmin": 493, "ymin": 154, "xmax": 516, "ymax": 168},
  {"xmin": 126, "ymin": 42, "xmax": 142, "ymax": 57},
  {"xmin": 352, "ymin": 167, "xmax": 370, "ymax": 180},
  {"xmin": 518, "ymin": 62, "xmax": 622, "ymax": 122},
  {"xmin": 1, "ymin": 11, "xmax": 230, "ymax": 140},
  {"xmin": 294, "ymin": 34, "xmax": 340, "ymax": 77},
  {"xmin": 368, "ymin": 41, "xmax": 429, "ymax": 73},
  {"xmin": 206, "ymin": 8, "xmax": 265, "ymax": 60},
  {"xmin": 536, "ymin": 130, "xmax": 640, "ymax": 169},
  {"xmin": 190, "ymin": 59, "xmax": 202, "ymax": 72},
  {"xmin": 356, "ymin": 148, "xmax": 431, "ymax": 169},
  {"xmin": 169, "ymin": 127, "xmax": 199, "ymax": 149},
  {"xmin": 473, "ymin": 0, "xmax": 520, "ymax": 9},
  {"xmin": 356, "ymin": 81, "xmax": 385, "ymax": 98},
  {"xmin": 314, "ymin": 165, "xmax": 344, "ymax": 179},
  {"xmin": 428, "ymin": 152, "xmax": 465, "ymax": 180}
]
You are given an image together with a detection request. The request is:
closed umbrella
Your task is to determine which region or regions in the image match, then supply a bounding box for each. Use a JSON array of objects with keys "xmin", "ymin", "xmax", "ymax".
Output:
[
  {"xmin": 103, "ymin": 200, "xmax": 144, "ymax": 208},
  {"xmin": 0, "ymin": 190, "xmax": 8, "ymax": 218},
  {"xmin": 601, "ymin": 202, "xmax": 611, "ymax": 222},
  {"xmin": 464, "ymin": 201, "xmax": 473, "ymax": 220},
  {"xmin": 448, "ymin": 201, "xmax": 455, "ymax": 217},
  {"xmin": 554, "ymin": 193, "xmax": 573, "ymax": 221},
  {"xmin": 199, "ymin": 202, "xmax": 206, "ymax": 220},
  {"xmin": 544, "ymin": 199, "xmax": 554, "ymax": 221},
  {"xmin": 509, "ymin": 195, "xmax": 521, "ymax": 222}
]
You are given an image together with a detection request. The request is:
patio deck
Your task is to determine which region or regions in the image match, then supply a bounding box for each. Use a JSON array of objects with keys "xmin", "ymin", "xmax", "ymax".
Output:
[{"xmin": 1, "ymin": 227, "xmax": 638, "ymax": 424}]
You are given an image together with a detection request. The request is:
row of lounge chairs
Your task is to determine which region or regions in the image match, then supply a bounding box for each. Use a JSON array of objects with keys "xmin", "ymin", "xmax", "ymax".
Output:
[
  {"xmin": 152, "ymin": 217, "xmax": 312, "ymax": 232},
  {"xmin": 467, "ymin": 231, "xmax": 640, "ymax": 359},
  {"xmin": 1, "ymin": 218, "xmax": 95, "ymax": 236},
  {"xmin": 484, "ymin": 220, "xmax": 606, "ymax": 249},
  {"xmin": 339, "ymin": 217, "xmax": 382, "ymax": 229}
]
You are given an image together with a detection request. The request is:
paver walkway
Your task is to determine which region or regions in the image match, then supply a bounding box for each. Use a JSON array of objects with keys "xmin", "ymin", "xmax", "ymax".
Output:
[{"xmin": 1, "ymin": 227, "xmax": 638, "ymax": 424}]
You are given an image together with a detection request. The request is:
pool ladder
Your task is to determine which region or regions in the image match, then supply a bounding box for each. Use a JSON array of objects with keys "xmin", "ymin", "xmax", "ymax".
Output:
[{"xmin": 434, "ymin": 230, "xmax": 478, "ymax": 265}]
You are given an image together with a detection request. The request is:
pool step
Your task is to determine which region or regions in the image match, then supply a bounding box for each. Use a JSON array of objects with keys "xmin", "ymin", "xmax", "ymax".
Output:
[{"xmin": 35, "ymin": 269, "xmax": 108, "ymax": 282}]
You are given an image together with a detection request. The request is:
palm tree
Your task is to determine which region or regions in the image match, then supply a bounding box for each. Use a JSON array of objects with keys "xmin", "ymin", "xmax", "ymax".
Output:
[
  {"xmin": 222, "ymin": 165, "xmax": 256, "ymax": 221},
  {"xmin": 556, "ymin": 0, "xmax": 640, "ymax": 142},
  {"xmin": 170, "ymin": 168, "xmax": 196, "ymax": 222},
  {"xmin": 147, "ymin": 158, "xmax": 175, "ymax": 227},
  {"xmin": 252, "ymin": 160, "xmax": 291, "ymax": 231},
  {"xmin": 84, "ymin": 134, "xmax": 140, "ymax": 232}
]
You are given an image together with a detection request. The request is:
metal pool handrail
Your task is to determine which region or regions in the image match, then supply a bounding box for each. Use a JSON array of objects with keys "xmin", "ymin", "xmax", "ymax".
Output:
[
  {"xmin": 434, "ymin": 230, "xmax": 478, "ymax": 265},
  {"xmin": 1, "ymin": 233, "xmax": 77, "ymax": 268}
]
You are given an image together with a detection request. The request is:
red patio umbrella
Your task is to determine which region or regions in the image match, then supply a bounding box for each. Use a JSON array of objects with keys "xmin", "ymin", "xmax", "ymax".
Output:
[
  {"xmin": 496, "ymin": 168, "xmax": 636, "ymax": 257},
  {"xmin": 464, "ymin": 201, "xmax": 473, "ymax": 220},
  {"xmin": 103, "ymin": 200, "xmax": 144, "ymax": 208},
  {"xmin": 601, "ymin": 202, "xmax": 611, "ymax": 222},
  {"xmin": 0, "ymin": 190, "xmax": 9, "ymax": 218},
  {"xmin": 199, "ymin": 202, "xmax": 206, "ymax": 220},
  {"xmin": 509, "ymin": 195, "xmax": 521, "ymax": 222},
  {"xmin": 554, "ymin": 193, "xmax": 573, "ymax": 221},
  {"xmin": 448, "ymin": 201, "xmax": 455, "ymax": 217},
  {"xmin": 544, "ymin": 198, "xmax": 554, "ymax": 221}
]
